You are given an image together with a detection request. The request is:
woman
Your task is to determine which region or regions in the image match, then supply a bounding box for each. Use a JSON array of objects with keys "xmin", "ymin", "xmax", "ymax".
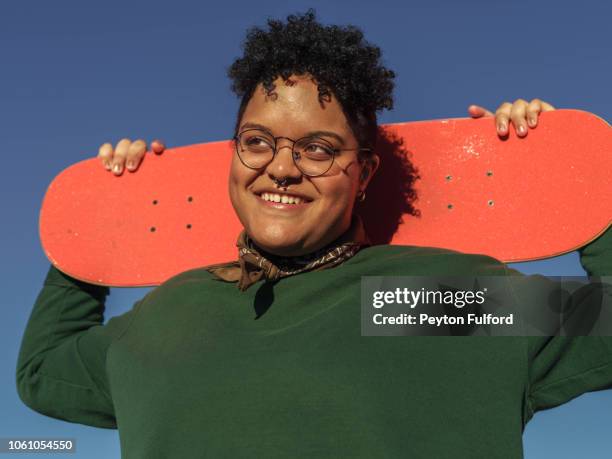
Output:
[{"xmin": 17, "ymin": 10, "xmax": 611, "ymax": 459}]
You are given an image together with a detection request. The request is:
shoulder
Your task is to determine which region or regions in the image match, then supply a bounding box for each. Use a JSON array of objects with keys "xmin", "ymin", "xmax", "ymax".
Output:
[
  {"xmin": 349, "ymin": 244, "xmax": 510, "ymax": 276},
  {"xmin": 159, "ymin": 265, "xmax": 220, "ymax": 289},
  {"xmin": 132, "ymin": 265, "xmax": 237, "ymax": 313},
  {"xmin": 138, "ymin": 266, "xmax": 224, "ymax": 304}
]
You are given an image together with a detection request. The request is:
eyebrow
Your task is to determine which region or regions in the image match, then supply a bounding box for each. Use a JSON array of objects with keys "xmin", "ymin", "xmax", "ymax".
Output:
[{"xmin": 239, "ymin": 122, "xmax": 346, "ymax": 146}]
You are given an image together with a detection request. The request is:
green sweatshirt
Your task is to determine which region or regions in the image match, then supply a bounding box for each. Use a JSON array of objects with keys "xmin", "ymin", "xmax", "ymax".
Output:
[{"xmin": 16, "ymin": 229, "xmax": 612, "ymax": 459}]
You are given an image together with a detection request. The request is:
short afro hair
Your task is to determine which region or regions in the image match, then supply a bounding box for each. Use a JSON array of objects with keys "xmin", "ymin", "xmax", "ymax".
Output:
[{"xmin": 227, "ymin": 9, "xmax": 395, "ymax": 156}]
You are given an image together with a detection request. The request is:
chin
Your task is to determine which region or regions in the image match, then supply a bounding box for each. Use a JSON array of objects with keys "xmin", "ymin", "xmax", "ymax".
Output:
[{"xmin": 249, "ymin": 231, "xmax": 308, "ymax": 257}]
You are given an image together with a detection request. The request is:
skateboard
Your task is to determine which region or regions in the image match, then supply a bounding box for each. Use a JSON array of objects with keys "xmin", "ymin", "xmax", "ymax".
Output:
[{"xmin": 39, "ymin": 109, "xmax": 611, "ymax": 286}]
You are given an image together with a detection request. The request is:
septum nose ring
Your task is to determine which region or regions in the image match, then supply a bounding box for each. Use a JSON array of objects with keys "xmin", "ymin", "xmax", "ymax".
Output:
[{"xmin": 274, "ymin": 178, "xmax": 289, "ymax": 189}]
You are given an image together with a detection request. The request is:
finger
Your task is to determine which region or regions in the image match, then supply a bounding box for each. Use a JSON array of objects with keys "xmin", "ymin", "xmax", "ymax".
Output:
[
  {"xmin": 526, "ymin": 99, "xmax": 542, "ymax": 128},
  {"xmin": 468, "ymin": 105, "xmax": 494, "ymax": 118},
  {"xmin": 126, "ymin": 139, "xmax": 147, "ymax": 171},
  {"xmin": 495, "ymin": 102, "xmax": 513, "ymax": 136},
  {"xmin": 510, "ymin": 99, "xmax": 529, "ymax": 137},
  {"xmin": 541, "ymin": 101, "xmax": 556, "ymax": 111},
  {"xmin": 97, "ymin": 143, "xmax": 113, "ymax": 170},
  {"xmin": 112, "ymin": 138, "xmax": 131, "ymax": 175},
  {"xmin": 151, "ymin": 139, "xmax": 166, "ymax": 154}
]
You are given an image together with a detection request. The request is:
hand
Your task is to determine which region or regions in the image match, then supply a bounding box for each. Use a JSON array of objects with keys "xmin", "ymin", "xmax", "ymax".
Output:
[
  {"xmin": 97, "ymin": 139, "xmax": 166, "ymax": 176},
  {"xmin": 468, "ymin": 99, "xmax": 556, "ymax": 138}
]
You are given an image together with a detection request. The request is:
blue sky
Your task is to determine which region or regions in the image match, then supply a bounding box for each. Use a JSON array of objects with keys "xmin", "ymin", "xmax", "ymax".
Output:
[{"xmin": 1, "ymin": 0, "xmax": 610, "ymax": 457}]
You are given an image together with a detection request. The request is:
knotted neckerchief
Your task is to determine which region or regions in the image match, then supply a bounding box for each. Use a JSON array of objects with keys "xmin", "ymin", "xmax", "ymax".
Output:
[{"xmin": 205, "ymin": 215, "xmax": 370, "ymax": 291}]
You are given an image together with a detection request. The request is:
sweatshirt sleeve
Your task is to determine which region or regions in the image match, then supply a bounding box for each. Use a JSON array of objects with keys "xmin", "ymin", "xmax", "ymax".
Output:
[
  {"xmin": 524, "ymin": 226, "xmax": 612, "ymax": 423},
  {"xmin": 16, "ymin": 265, "xmax": 143, "ymax": 429},
  {"xmin": 579, "ymin": 225, "xmax": 612, "ymax": 277}
]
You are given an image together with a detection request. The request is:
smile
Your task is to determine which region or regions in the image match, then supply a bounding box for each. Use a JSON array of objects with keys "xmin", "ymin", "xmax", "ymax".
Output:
[
  {"xmin": 260, "ymin": 192, "xmax": 305, "ymax": 204},
  {"xmin": 254, "ymin": 192, "xmax": 312, "ymax": 209}
]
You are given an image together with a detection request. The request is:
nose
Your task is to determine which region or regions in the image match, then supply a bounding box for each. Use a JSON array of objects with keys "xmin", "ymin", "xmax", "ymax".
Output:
[{"xmin": 264, "ymin": 138, "xmax": 302, "ymax": 181}]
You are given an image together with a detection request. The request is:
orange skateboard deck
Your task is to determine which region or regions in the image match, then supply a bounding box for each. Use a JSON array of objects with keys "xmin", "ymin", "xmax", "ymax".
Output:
[{"xmin": 39, "ymin": 109, "xmax": 611, "ymax": 287}]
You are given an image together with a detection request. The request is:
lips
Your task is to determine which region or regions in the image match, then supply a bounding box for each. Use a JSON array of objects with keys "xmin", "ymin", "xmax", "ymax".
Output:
[
  {"xmin": 252, "ymin": 188, "xmax": 314, "ymax": 202},
  {"xmin": 260, "ymin": 192, "xmax": 304, "ymax": 204},
  {"xmin": 252, "ymin": 190, "xmax": 313, "ymax": 210}
]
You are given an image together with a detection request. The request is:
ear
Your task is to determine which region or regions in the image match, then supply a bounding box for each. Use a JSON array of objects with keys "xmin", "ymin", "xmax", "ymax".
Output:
[{"xmin": 359, "ymin": 153, "xmax": 380, "ymax": 188}]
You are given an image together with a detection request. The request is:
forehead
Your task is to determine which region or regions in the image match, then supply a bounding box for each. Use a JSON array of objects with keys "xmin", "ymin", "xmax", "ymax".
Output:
[{"xmin": 240, "ymin": 75, "xmax": 351, "ymax": 137}]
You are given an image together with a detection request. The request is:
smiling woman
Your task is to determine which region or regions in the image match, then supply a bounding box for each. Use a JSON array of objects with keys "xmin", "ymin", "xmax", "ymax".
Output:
[{"xmin": 16, "ymin": 8, "xmax": 612, "ymax": 459}]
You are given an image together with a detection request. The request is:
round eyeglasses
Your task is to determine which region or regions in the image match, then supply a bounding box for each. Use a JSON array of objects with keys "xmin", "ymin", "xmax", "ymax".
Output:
[{"xmin": 234, "ymin": 128, "xmax": 371, "ymax": 177}]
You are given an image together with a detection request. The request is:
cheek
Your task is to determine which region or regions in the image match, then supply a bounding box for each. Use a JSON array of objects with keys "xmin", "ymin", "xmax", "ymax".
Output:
[
  {"xmin": 228, "ymin": 156, "xmax": 252, "ymax": 211},
  {"xmin": 316, "ymin": 177, "xmax": 359, "ymax": 215},
  {"xmin": 228, "ymin": 164, "xmax": 239, "ymax": 208}
]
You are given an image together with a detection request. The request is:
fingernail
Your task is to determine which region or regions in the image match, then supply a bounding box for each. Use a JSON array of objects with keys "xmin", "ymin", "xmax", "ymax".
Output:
[
  {"xmin": 104, "ymin": 161, "xmax": 111, "ymax": 170},
  {"xmin": 152, "ymin": 140, "xmax": 165, "ymax": 154},
  {"xmin": 528, "ymin": 117, "xmax": 537, "ymax": 127},
  {"xmin": 113, "ymin": 164, "xmax": 122, "ymax": 174},
  {"xmin": 498, "ymin": 122, "xmax": 507, "ymax": 133},
  {"xmin": 518, "ymin": 125, "xmax": 526, "ymax": 135},
  {"xmin": 126, "ymin": 161, "xmax": 135, "ymax": 170}
]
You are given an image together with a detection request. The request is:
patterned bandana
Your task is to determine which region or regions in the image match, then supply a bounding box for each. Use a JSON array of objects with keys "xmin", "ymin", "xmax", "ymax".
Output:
[{"xmin": 205, "ymin": 215, "xmax": 370, "ymax": 291}]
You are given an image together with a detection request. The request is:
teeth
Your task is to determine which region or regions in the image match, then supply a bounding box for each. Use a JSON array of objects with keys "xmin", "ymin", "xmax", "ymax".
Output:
[{"xmin": 260, "ymin": 193, "xmax": 304, "ymax": 204}]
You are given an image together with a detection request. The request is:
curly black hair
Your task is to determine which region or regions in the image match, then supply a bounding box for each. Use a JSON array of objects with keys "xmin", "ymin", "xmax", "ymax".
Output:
[{"xmin": 227, "ymin": 9, "xmax": 395, "ymax": 156}]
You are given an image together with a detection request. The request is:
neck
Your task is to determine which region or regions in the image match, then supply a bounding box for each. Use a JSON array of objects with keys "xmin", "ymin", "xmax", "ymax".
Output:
[
  {"xmin": 249, "ymin": 238, "xmax": 337, "ymax": 262},
  {"xmin": 247, "ymin": 215, "xmax": 368, "ymax": 262}
]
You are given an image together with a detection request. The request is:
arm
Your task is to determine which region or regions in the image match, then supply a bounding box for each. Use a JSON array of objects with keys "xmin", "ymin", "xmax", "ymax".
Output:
[
  {"xmin": 18, "ymin": 135, "xmax": 164, "ymax": 425},
  {"xmin": 524, "ymin": 226, "xmax": 612, "ymax": 423},
  {"xmin": 16, "ymin": 265, "xmax": 143, "ymax": 428}
]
